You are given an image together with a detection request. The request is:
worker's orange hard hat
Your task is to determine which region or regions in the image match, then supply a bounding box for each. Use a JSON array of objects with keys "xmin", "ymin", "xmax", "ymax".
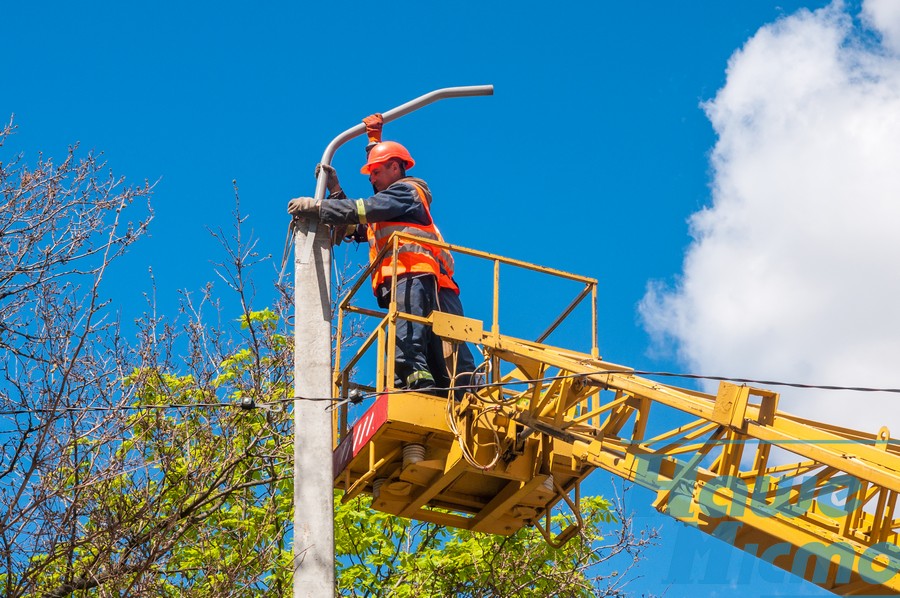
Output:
[{"xmin": 360, "ymin": 141, "xmax": 415, "ymax": 175}]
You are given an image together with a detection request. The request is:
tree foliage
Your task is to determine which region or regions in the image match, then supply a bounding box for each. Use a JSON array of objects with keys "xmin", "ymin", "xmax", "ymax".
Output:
[
  {"xmin": 336, "ymin": 491, "xmax": 654, "ymax": 597},
  {"xmin": 0, "ymin": 125, "xmax": 656, "ymax": 597}
]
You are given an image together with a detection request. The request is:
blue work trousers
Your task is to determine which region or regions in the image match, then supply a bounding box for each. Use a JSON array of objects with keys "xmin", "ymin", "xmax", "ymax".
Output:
[
  {"xmin": 377, "ymin": 274, "xmax": 436, "ymax": 388},
  {"xmin": 377, "ymin": 274, "xmax": 478, "ymax": 396},
  {"xmin": 435, "ymin": 285, "xmax": 479, "ymax": 395}
]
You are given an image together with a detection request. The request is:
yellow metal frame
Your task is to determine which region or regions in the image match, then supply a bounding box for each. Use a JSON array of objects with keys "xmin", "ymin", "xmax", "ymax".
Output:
[
  {"xmin": 331, "ymin": 236, "xmax": 900, "ymax": 595},
  {"xmin": 333, "ymin": 231, "xmax": 599, "ymax": 437},
  {"xmin": 333, "ymin": 233, "xmax": 599, "ymax": 542},
  {"xmin": 477, "ymin": 335, "xmax": 900, "ymax": 595}
]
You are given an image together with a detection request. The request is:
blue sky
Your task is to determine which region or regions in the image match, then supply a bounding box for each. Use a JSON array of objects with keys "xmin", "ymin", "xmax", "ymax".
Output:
[{"xmin": 10, "ymin": 0, "xmax": 900, "ymax": 595}]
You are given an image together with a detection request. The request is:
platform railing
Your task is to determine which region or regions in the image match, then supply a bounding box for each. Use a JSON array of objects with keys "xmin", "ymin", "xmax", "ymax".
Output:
[{"xmin": 332, "ymin": 232, "xmax": 599, "ymax": 446}]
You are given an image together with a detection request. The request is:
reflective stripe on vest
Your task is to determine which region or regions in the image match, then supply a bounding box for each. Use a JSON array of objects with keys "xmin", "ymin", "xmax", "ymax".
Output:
[{"xmin": 367, "ymin": 180, "xmax": 457, "ymax": 293}]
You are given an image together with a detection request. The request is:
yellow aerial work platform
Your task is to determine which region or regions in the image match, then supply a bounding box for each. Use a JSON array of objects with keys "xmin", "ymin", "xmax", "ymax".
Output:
[
  {"xmin": 332, "ymin": 390, "xmax": 587, "ymax": 542},
  {"xmin": 332, "ymin": 233, "xmax": 900, "ymax": 595}
]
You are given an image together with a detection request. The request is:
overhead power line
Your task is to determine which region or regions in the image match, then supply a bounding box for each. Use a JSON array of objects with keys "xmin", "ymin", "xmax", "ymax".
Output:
[{"xmin": 2, "ymin": 367, "xmax": 899, "ymax": 418}]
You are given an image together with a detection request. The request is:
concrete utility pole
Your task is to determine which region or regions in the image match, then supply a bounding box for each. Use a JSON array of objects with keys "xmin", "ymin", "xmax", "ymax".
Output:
[{"xmin": 292, "ymin": 85, "xmax": 493, "ymax": 598}]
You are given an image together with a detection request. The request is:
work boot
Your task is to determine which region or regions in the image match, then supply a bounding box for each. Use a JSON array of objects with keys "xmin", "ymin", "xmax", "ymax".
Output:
[
  {"xmin": 406, "ymin": 371, "xmax": 444, "ymax": 397},
  {"xmin": 406, "ymin": 370, "xmax": 434, "ymax": 388}
]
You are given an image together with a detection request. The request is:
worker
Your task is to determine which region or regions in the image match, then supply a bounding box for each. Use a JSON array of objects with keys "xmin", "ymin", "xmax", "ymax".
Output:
[{"xmin": 288, "ymin": 115, "xmax": 479, "ymax": 396}]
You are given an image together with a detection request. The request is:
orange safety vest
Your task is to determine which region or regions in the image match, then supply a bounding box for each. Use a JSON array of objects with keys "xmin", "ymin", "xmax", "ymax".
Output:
[{"xmin": 367, "ymin": 178, "xmax": 458, "ymax": 294}]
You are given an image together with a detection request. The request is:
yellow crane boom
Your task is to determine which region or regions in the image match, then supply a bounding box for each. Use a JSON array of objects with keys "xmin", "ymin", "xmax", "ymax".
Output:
[{"xmin": 332, "ymin": 233, "xmax": 900, "ymax": 595}]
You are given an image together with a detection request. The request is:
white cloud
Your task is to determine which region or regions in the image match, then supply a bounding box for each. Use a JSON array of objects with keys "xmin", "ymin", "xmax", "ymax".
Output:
[
  {"xmin": 863, "ymin": 0, "xmax": 900, "ymax": 55},
  {"xmin": 640, "ymin": 0, "xmax": 900, "ymax": 435}
]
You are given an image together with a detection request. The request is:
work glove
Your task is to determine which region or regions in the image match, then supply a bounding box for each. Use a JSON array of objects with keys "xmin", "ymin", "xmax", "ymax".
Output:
[
  {"xmin": 287, "ymin": 196, "xmax": 320, "ymax": 216},
  {"xmin": 363, "ymin": 113, "xmax": 383, "ymax": 145},
  {"xmin": 314, "ymin": 163, "xmax": 342, "ymax": 195}
]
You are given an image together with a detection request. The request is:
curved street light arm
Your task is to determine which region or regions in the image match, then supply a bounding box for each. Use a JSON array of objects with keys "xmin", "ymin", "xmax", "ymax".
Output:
[{"xmin": 313, "ymin": 85, "xmax": 494, "ymax": 201}]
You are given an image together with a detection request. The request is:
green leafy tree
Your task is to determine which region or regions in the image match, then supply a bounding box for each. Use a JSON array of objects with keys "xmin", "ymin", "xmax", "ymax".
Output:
[{"xmin": 335, "ymin": 491, "xmax": 655, "ymax": 597}]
